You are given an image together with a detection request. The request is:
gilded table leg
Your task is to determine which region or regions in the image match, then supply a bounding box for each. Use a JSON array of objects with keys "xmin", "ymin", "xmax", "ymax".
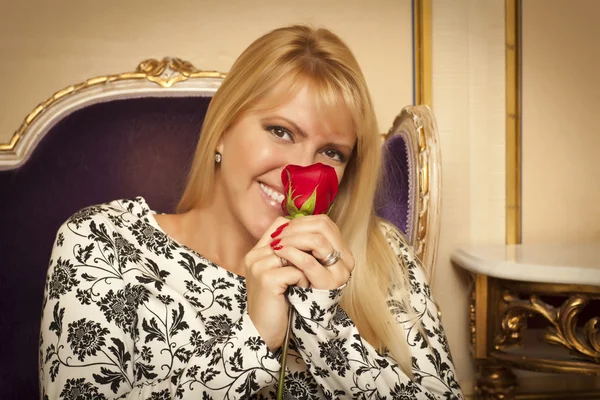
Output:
[{"xmin": 474, "ymin": 361, "xmax": 517, "ymax": 400}]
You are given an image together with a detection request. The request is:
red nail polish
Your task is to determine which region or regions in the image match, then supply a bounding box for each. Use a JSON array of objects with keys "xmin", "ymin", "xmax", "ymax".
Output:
[
  {"xmin": 272, "ymin": 245, "xmax": 283, "ymax": 251},
  {"xmin": 270, "ymin": 239, "xmax": 281, "ymax": 248},
  {"xmin": 270, "ymin": 222, "xmax": 289, "ymax": 238}
]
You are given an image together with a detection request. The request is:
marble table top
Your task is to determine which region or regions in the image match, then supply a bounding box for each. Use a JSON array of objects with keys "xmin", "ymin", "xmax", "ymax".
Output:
[{"xmin": 451, "ymin": 243, "xmax": 600, "ymax": 286}]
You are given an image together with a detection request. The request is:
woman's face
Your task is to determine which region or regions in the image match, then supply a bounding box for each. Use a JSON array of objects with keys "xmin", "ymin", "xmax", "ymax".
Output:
[{"xmin": 214, "ymin": 84, "xmax": 357, "ymax": 241}]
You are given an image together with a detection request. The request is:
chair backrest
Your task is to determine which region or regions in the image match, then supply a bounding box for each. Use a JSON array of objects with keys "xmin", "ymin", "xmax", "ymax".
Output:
[
  {"xmin": 0, "ymin": 58, "xmax": 441, "ymax": 400},
  {"xmin": 378, "ymin": 105, "xmax": 442, "ymax": 283}
]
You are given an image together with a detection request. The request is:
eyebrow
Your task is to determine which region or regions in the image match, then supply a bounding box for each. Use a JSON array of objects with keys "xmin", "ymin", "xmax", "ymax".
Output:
[{"xmin": 267, "ymin": 115, "xmax": 355, "ymax": 153}]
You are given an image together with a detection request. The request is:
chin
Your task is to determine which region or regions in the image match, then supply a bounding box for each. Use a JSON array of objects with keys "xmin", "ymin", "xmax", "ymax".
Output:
[
  {"xmin": 250, "ymin": 218, "xmax": 277, "ymax": 241},
  {"xmin": 248, "ymin": 208, "xmax": 284, "ymax": 240}
]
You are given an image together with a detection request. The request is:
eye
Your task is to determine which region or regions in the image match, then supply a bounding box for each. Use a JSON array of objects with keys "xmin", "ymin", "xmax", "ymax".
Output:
[
  {"xmin": 322, "ymin": 149, "xmax": 345, "ymax": 162},
  {"xmin": 267, "ymin": 125, "xmax": 294, "ymax": 142}
]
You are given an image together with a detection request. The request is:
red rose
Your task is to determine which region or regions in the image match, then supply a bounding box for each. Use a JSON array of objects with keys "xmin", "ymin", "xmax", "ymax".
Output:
[{"xmin": 281, "ymin": 163, "xmax": 339, "ymax": 218}]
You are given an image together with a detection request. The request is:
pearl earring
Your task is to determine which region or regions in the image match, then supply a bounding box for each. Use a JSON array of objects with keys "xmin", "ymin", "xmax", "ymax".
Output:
[{"xmin": 215, "ymin": 152, "xmax": 222, "ymax": 163}]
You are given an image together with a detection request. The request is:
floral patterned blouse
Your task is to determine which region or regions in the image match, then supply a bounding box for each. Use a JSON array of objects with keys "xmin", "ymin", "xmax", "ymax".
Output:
[{"xmin": 39, "ymin": 197, "xmax": 463, "ymax": 400}]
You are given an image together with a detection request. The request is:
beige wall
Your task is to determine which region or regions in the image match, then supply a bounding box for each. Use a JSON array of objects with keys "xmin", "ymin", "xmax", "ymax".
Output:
[
  {"xmin": 522, "ymin": 0, "xmax": 600, "ymax": 243},
  {"xmin": 432, "ymin": 0, "xmax": 600, "ymax": 393},
  {"xmin": 0, "ymin": 0, "xmax": 412, "ymax": 144},
  {"xmin": 431, "ymin": 0, "xmax": 506, "ymax": 394},
  {"xmin": 520, "ymin": 0, "xmax": 600, "ymax": 391}
]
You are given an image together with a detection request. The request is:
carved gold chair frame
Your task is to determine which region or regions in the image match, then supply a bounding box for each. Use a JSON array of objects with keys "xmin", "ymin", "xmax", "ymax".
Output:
[
  {"xmin": 384, "ymin": 106, "xmax": 442, "ymax": 285},
  {"xmin": 0, "ymin": 58, "xmax": 225, "ymax": 169}
]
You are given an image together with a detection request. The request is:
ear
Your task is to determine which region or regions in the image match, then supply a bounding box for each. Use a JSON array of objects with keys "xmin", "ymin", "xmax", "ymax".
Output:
[{"xmin": 216, "ymin": 138, "xmax": 224, "ymax": 155}]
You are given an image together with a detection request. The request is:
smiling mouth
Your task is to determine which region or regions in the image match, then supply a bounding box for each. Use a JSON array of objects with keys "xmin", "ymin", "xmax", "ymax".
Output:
[{"xmin": 259, "ymin": 182, "xmax": 285, "ymax": 207}]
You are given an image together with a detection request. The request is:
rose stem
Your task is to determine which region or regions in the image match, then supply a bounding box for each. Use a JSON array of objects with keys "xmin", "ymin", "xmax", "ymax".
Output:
[{"xmin": 276, "ymin": 307, "xmax": 294, "ymax": 400}]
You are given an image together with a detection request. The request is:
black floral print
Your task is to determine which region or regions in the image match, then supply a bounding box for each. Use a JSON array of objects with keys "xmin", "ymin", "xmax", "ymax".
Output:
[
  {"xmin": 390, "ymin": 381, "xmax": 422, "ymax": 400},
  {"xmin": 281, "ymin": 371, "xmax": 319, "ymax": 399},
  {"xmin": 96, "ymin": 284, "xmax": 149, "ymax": 334},
  {"xmin": 205, "ymin": 314, "xmax": 235, "ymax": 338},
  {"xmin": 318, "ymin": 339, "xmax": 351, "ymax": 377},
  {"xmin": 67, "ymin": 206, "xmax": 104, "ymax": 229},
  {"xmin": 129, "ymin": 219, "xmax": 177, "ymax": 259},
  {"xmin": 148, "ymin": 389, "xmax": 171, "ymax": 400},
  {"xmin": 331, "ymin": 305, "xmax": 352, "ymax": 328},
  {"xmin": 57, "ymin": 232, "xmax": 65, "ymax": 247},
  {"xmin": 48, "ymin": 258, "xmax": 80, "ymax": 299},
  {"xmin": 112, "ymin": 232, "xmax": 143, "ymax": 266},
  {"xmin": 40, "ymin": 197, "xmax": 464, "ymax": 399},
  {"xmin": 245, "ymin": 336, "xmax": 265, "ymax": 352},
  {"xmin": 67, "ymin": 319, "xmax": 110, "ymax": 361},
  {"xmin": 60, "ymin": 378, "xmax": 107, "ymax": 400}
]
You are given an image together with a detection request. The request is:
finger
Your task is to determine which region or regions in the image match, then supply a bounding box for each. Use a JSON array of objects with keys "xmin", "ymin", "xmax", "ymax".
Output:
[
  {"xmin": 279, "ymin": 215, "xmax": 354, "ymax": 273},
  {"xmin": 271, "ymin": 232, "xmax": 334, "ymax": 261},
  {"xmin": 246, "ymin": 250, "xmax": 289, "ymax": 278},
  {"xmin": 318, "ymin": 260, "xmax": 351, "ymax": 284},
  {"xmin": 296, "ymin": 274, "xmax": 310, "ymax": 289},
  {"xmin": 263, "ymin": 266, "xmax": 310, "ymax": 293},
  {"xmin": 274, "ymin": 246, "xmax": 350, "ymax": 290},
  {"xmin": 245, "ymin": 243, "xmax": 280, "ymax": 268},
  {"xmin": 245, "ymin": 249, "xmax": 312, "ymax": 287},
  {"xmin": 249, "ymin": 246, "xmax": 310, "ymax": 288}
]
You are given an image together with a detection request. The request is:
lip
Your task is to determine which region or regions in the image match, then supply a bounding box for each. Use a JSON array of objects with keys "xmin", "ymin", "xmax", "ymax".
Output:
[
  {"xmin": 258, "ymin": 182, "xmax": 284, "ymax": 210},
  {"xmin": 259, "ymin": 181, "xmax": 285, "ymax": 195}
]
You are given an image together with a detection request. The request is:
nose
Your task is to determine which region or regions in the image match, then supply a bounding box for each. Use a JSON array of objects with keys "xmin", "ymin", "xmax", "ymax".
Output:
[{"xmin": 285, "ymin": 147, "xmax": 317, "ymax": 167}]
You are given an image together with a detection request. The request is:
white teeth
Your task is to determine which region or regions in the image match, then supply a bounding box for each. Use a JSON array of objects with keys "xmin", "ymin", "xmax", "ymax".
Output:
[{"xmin": 259, "ymin": 182, "xmax": 284, "ymax": 205}]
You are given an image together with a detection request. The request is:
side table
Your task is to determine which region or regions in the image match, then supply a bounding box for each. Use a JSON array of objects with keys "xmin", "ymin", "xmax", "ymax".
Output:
[{"xmin": 451, "ymin": 243, "xmax": 600, "ymax": 399}]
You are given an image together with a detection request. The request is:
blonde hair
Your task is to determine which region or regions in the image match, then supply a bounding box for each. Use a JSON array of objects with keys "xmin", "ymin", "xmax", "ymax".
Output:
[{"xmin": 178, "ymin": 25, "xmax": 414, "ymax": 376}]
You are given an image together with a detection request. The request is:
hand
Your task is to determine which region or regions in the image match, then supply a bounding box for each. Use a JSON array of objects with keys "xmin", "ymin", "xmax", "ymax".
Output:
[
  {"xmin": 245, "ymin": 217, "xmax": 309, "ymax": 351},
  {"xmin": 270, "ymin": 214, "xmax": 354, "ymax": 290}
]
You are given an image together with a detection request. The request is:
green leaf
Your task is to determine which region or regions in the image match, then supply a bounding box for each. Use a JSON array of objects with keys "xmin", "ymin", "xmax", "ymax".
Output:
[
  {"xmin": 283, "ymin": 170, "xmax": 297, "ymax": 215},
  {"xmin": 326, "ymin": 200, "xmax": 336, "ymax": 216},
  {"xmin": 299, "ymin": 188, "xmax": 318, "ymax": 215},
  {"xmin": 285, "ymin": 189, "xmax": 300, "ymax": 216}
]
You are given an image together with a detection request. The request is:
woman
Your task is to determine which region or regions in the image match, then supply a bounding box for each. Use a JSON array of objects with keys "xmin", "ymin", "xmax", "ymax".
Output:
[{"xmin": 40, "ymin": 25, "xmax": 463, "ymax": 399}]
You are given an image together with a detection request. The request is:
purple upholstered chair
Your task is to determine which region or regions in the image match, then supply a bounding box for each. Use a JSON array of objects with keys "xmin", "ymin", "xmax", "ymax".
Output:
[
  {"xmin": 377, "ymin": 105, "xmax": 442, "ymax": 282},
  {"xmin": 0, "ymin": 58, "xmax": 441, "ymax": 400}
]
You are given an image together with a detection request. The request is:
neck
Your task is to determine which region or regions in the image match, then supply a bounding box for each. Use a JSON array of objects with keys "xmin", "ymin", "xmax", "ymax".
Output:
[{"xmin": 168, "ymin": 193, "xmax": 256, "ymax": 277}]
